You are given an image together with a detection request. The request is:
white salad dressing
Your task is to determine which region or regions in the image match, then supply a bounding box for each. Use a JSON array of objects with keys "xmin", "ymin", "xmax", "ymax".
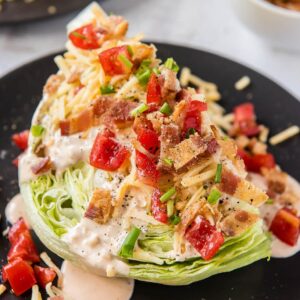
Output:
[
  {"xmin": 248, "ymin": 172, "xmax": 300, "ymax": 258},
  {"xmin": 5, "ymin": 194, "xmax": 30, "ymax": 226},
  {"xmin": 61, "ymin": 260, "xmax": 134, "ymax": 300}
]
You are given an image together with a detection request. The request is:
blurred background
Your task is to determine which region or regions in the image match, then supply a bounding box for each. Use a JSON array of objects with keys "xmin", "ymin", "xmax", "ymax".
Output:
[{"xmin": 0, "ymin": 0, "xmax": 300, "ymax": 98}]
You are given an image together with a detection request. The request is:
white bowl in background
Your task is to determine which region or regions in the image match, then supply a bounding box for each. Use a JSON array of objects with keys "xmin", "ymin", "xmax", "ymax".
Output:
[{"xmin": 230, "ymin": 0, "xmax": 300, "ymax": 51}]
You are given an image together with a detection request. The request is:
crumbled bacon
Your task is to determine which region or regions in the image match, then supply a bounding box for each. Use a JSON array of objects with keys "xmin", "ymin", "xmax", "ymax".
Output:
[
  {"xmin": 207, "ymin": 138, "xmax": 218, "ymax": 154},
  {"xmin": 31, "ymin": 157, "xmax": 51, "ymax": 175},
  {"xmin": 84, "ymin": 189, "xmax": 112, "ymax": 224},
  {"xmin": 219, "ymin": 169, "xmax": 240, "ymax": 195},
  {"xmin": 221, "ymin": 210, "xmax": 258, "ymax": 237},
  {"xmin": 168, "ymin": 134, "xmax": 208, "ymax": 171},
  {"xmin": 43, "ymin": 74, "xmax": 64, "ymax": 95},
  {"xmin": 262, "ymin": 168, "xmax": 287, "ymax": 195},
  {"xmin": 159, "ymin": 124, "xmax": 180, "ymax": 169},
  {"xmin": 159, "ymin": 68, "xmax": 180, "ymax": 103}
]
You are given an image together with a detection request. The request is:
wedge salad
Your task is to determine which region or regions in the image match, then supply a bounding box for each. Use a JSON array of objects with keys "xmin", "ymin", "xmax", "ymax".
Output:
[{"xmin": 1, "ymin": 2, "xmax": 300, "ymax": 299}]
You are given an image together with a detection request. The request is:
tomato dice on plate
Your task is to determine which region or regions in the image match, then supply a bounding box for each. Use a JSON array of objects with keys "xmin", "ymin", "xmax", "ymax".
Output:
[
  {"xmin": 238, "ymin": 149, "xmax": 275, "ymax": 173},
  {"xmin": 99, "ymin": 46, "xmax": 133, "ymax": 76},
  {"xmin": 69, "ymin": 24, "xmax": 102, "ymax": 50},
  {"xmin": 12, "ymin": 130, "xmax": 29, "ymax": 150},
  {"xmin": 185, "ymin": 215, "xmax": 224, "ymax": 260},
  {"xmin": 2, "ymin": 257, "xmax": 36, "ymax": 296},
  {"xmin": 151, "ymin": 189, "xmax": 168, "ymax": 224},
  {"xmin": 183, "ymin": 100, "xmax": 207, "ymax": 137},
  {"xmin": 135, "ymin": 150, "xmax": 159, "ymax": 187},
  {"xmin": 146, "ymin": 73, "xmax": 162, "ymax": 106},
  {"xmin": 34, "ymin": 265, "xmax": 56, "ymax": 288},
  {"xmin": 137, "ymin": 128, "xmax": 160, "ymax": 154},
  {"xmin": 233, "ymin": 103, "xmax": 260, "ymax": 137},
  {"xmin": 270, "ymin": 208, "xmax": 300, "ymax": 246},
  {"xmin": 90, "ymin": 130, "xmax": 130, "ymax": 171},
  {"xmin": 8, "ymin": 218, "xmax": 28, "ymax": 245}
]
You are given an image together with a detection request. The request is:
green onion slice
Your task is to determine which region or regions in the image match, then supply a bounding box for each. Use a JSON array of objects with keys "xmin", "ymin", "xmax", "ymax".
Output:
[
  {"xmin": 130, "ymin": 103, "xmax": 149, "ymax": 117},
  {"xmin": 135, "ymin": 59, "xmax": 152, "ymax": 85},
  {"xmin": 163, "ymin": 158, "xmax": 173, "ymax": 166},
  {"xmin": 160, "ymin": 187, "xmax": 176, "ymax": 203},
  {"xmin": 207, "ymin": 188, "xmax": 222, "ymax": 205},
  {"xmin": 266, "ymin": 198, "xmax": 274, "ymax": 205},
  {"xmin": 118, "ymin": 54, "xmax": 133, "ymax": 69},
  {"xmin": 159, "ymin": 102, "xmax": 172, "ymax": 115},
  {"xmin": 214, "ymin": 164, "xmax": 222, "ymax": 183},
  {"xmin": 186, "ymin": 128, "xmax": 196, "ymax": 139},
  {"xmin": 164, "ymin": 57, "xmax": 179, "ymax": 72},
  {"xmin": 119, "ymin": 226, "xmax": 141, "ymax": 258},
  {"xmin": 127, "ymin": 45, "xmax": 134, "ymax": 56},
  {"xmin": 100, "ymin": 84, "xmax": 115, "ymax": 95},
  {"xmin": 169, "ymin": 215, "xmax": 181, "ymax": 225},
  {"xmin": 152, "ymin": 67, "xmax": 160, "ymax": 75},
  {"xmin": 167, "ymin": 200, "xmax": 174, "ymax": 217},
  {"xmin": 31, "ymin": 125, "xmax": 44, "ymax": 137}
]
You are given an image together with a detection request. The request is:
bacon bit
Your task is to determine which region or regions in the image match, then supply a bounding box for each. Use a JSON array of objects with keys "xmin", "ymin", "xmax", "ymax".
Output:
[
  {"xmin": 84, "ymin": 189, "xmax": 112, "ymax": 224},
  {"xmin": 176, "ymin": 89, "xmax": 191, "ymax": 102},
  {"xmin": 131, "ymin": 44, "xmax": 154, "ymax": 63},
  {"xmin": 207, "ymin": 138, "xmax": 218, "ymax": 154},
  {"xmin": 168, "ymin": 135, "xmax": 208, "ymax": 171},
  {"xmin": 43, "ymin": 74, "xmax": 64, "ymax": 95},
  {"xmin": 133, "ymin": 115, "xmax": 154, "ymax": 134},
  {"xmin": 159, "ymin": 68, "xmax": 180, "ymax": 103},
  {"xmin": 31, "ymin": 157, "xmax": 51, "ymax": 175},
  {"xmin": 159, "ymin": 124, "xmax": 180, "ymax": 169},
  {"xmin": 219, "ymin": 169, "xmax": 240, "ymax": 195},
  {"xmin": 221, "ymin": 210, "xmax": 258, "ymax": 237},
  {"xmin": 261, "ymin": 168, "xmax": 287, "ymax": 195}
]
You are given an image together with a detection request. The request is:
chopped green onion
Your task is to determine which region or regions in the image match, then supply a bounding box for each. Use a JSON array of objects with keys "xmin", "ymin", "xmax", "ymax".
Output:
[
  {"xmin": 169, "ymin": 215, "xmax": 181, "ymax": 225},
  {"xmin": 71, "ymin": 31, "xmax": 86, "ymax": 40},
  {"xmin": 186, "ymin": 128, "xmax": 196, "ymax": 139},
  {"xmin": 266, "ymin": 198, "xmax": 274, "ymax": 205},
  {"xmin": 167, "ymin": 200, "xmax": 174, "ymax": 217},
  {"xmin": 118, "ymin": 54, "xmax": 133, "ymax": 69},
  {"xmin": 214, "ymin": 164, "xmax": 223, "ymax": 183},
  {"xmin": 207, "ymin": 189, "xmax": 222, "ymax": 205},
  {"xmin": 135, "ymin": 59, "xmax": 152, "ymax": 85},
  {"xmin": 160, "ymin": 187, "xmax": 176, "ymax": 203},
  {"xmin": 130, "ymin": 103, "xmax": 149, "ymax": 117},
  {"xmin": 119, "ymin": 226, "xmax": 141, "ymax": 258},
  {"xmin": 164, "ymin": 57, "xmax": 179, "ymax": 72},
  {"xmin": 152, "ymin": 67, "xmax": 160, "ymax": 75},
  {"xmin": 31, "ymin": 125, "xmax": 44, "ymax": 137},
  {"xmin": 159, "ymin": 102, "xmax": 172, "ymax": 115},
  {"xmin": 163, "ymin": 158, "xmax": 173, "ymax": 166},
  {"xmin": 100, "ymin": 84, "xmax": 115, "ymax": 95},
  {"xmin": 127, "ymin": 45, "xmax": 134, "ymax": 56},
  {"xmin": 136, "ymin": 69, "xmax": 151, "ymax": 85}
]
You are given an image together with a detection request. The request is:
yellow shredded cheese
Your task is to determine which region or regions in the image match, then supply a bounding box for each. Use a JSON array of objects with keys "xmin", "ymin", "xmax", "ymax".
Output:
[
  {"xmin": 31, "ymin": 285, "xmax": 42, "ymax": 300},
  {"xmin": 0, "ymin": 284, "xmax": 7, "ymax": 296},
  {"xmin": 235, "ymin": 76, "xmax": 251, "ymax": 91},
  {"xmin": 269, "ymin": 125, "xmax": 300, "ymax": 145},
  {"xmin": 40, "ymin": 252, "xmax": 63, "ymax": 287}
]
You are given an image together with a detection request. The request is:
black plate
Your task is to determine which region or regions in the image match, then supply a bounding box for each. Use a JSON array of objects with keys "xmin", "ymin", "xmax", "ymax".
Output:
[
  {"xmin": 0, "ymin": 43, "xmax": 300, "ymax": 300},
  {"xmin": 0, "ymin": 0, "xmax": 96, "ymax": 25}
]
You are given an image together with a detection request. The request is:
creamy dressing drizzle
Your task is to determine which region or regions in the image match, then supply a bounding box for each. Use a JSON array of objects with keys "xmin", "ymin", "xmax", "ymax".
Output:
[
  {"xmin": 61, "ymin": 260, "xmax": 134, "ymax": 300},
  {"xmin": 5, "ymin": 193, "xmax": 30, "ymax": 226},
  {"xmin": 248, "ymin": 172, "xmax": 300, "ymax": 258}
]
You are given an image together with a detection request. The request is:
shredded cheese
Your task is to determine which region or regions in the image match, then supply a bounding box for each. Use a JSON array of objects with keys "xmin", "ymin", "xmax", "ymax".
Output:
[
  {"xmin": 2, "ymin": 226, "xmax": 10, "ymax": 236},
  {"xmin": 179, "ymin": 67, "xmax": 191, "ymax": 86},
  {"xmin": 235, "ymin": 76, "xmax": 251, "ymax": 91},
  {"xmin": 259, "ymin": 125, "xmax": 269, "ymax": 143},
  {"xmin": 31, "ymin": 285, "xmax": 42, "ymax": 300},
  {"xmin": 269, "ymin": 125, "xmax": 300, "ymax": 145},
  {"xmin": 40, "ymin": 252, "xmax": 63, "ymax": 287},
  {"xmin": 0, "ymin": 284, "xmax": 6, "ymax": 296}
]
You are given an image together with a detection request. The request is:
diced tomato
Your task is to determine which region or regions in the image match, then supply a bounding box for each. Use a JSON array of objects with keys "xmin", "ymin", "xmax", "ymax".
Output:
[
  {"xmin": 12, "ymin": 130, "xmax": 29, "ymax": 150},
  {"xmin": 137, "ymin": 128, "xmax": 160, "ymax": 154},
  {"xmin": 185, "ymin": 215, "xmax": 224, "ymax": 260},
  {"xmin": 34, "ymin": 266, "xmax": 56, "ymax": 288},
  {"xmin": 8, "ymin": 218, "xmax": 28, "ymax": 245},
  {"xmin": 2, "ymin": 257, "xmax": 36, "ymax": 296},
  {"xmin": 151, "ymin": 189, "xmax": 168, "ymax": 224},
  {"xmin": 183, "ymin": 100, "xmax": 207, "ymax": 137},
  {"xmin": 233, "ymin": 103, "xmax": 260, "ymax": 137},
  {"xmin": 270, "ymin": 208, "xmax": 300, "ymax": 246},
  {"xmin": 90, "ymin": 130, "xmax": 130, "ymax": 171},
  {"xmin": 238, "ymin": 149, "xmax": 275, "ymax": 173},
  {"xmin": 8, "ymin": 231, "xmax": 40, "ymax": 263},
  {"xmin": 12, "ymin": 156, "xmax": 19, "ymax": 167},
  {"xmin": 99, "ymin": 46, "xmax": 132, "ymax": 76},
  {"xmin": 146, "ymin": 73, "xmax": 162, "ymax": 106},
  {"xmin": 69, "ymin": 24, "xmax": 102, "ymax": 50},
  {"xmin": 135, "ymin": 150, "xmax": 159, "ymax": 187}
]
